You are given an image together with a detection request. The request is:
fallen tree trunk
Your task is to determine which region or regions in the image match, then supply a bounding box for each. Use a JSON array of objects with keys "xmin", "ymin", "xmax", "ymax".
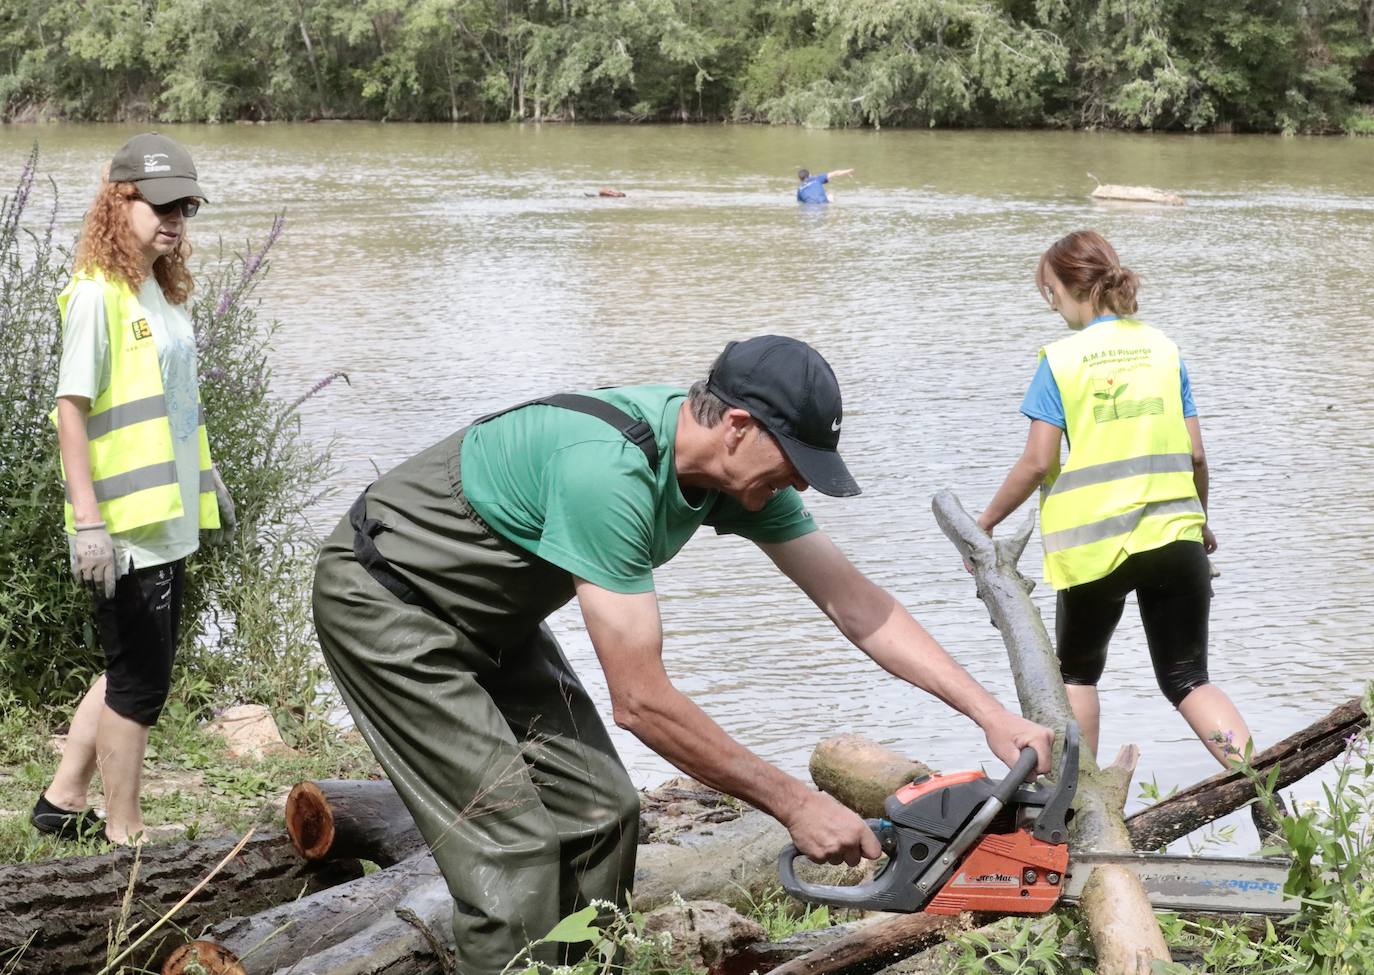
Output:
[
  {"xmin": 933, "ymin": 492, "xmax": 1170, "ymax": 974},
  {"xmin": 163, "ymin": 852, "xmax": 441, "ymax": 974},
  {"xmin": 274, "ymin": 875, "xmax": 455, "ymax": 975},
  {"xmin": 0, "ymin": 830, "xmax": 361, "ymax": 975},
  {"xmin": 1127, "ymin": 694, "xmax": 1368, "ymax": 849},
  {"xmin": 286, "ymin": 776, "xmax": 754, "ymax": 865}
]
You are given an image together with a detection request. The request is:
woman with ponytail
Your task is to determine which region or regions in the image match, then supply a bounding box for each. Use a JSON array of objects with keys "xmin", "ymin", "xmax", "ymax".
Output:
[
  {"xmin": 34, "ymin": 134, "xmax": 235, "ymax": 845},
  {"xmin": 975, "ymin": 230, "xmax": 1279, "ymax": 833}
]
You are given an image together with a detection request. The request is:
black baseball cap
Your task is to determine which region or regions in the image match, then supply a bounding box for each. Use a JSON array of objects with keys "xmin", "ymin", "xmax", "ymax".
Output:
[
  {"xmin": 706, "ymin": 335, "xmax": 860, "ymax": 498},
  {"xmin": 109, "ymin": 133, "xmax": 208, "ymax": 205}
]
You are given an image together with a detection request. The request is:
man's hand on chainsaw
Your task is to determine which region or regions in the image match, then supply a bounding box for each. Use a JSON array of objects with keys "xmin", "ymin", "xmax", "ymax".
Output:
[
  {"xmin": 980, "ymin": 709, "xmax": 1054, "ymax": 778},
  {"xmin": 783, "ymin": 790, "xmax": 883, "ymax": 866}
]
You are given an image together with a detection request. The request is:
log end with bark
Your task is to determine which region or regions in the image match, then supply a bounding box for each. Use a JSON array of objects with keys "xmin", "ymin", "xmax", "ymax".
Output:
[
  {"xmin": 809, "ymin": 734, "xmax": 931, "ymax": 819},
  {"xmin": 285, "ymin": 778, "xmax": 427, "ymax": 866},
  {"xmin": 286, "ymin": 779, "xmax": 335, "ymax": 860}
]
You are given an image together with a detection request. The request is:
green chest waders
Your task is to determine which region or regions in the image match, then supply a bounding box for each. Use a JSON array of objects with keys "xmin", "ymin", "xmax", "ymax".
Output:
[{"xmin": 313, "ymin": 394, "xmax": 657, "ymax": 975}]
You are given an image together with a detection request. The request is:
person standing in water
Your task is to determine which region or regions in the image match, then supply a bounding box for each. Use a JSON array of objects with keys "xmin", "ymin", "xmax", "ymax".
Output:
[
  {"xmin": 797, "ymin": 167, "xmax": 854, "ymax": 203},
  {"xmin": 974, "ymin": 229, "xmax": 1282, "ymax": 834}
]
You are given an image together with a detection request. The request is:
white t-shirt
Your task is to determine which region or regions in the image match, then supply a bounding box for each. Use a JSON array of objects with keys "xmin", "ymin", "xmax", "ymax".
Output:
[{"xmin": 56, "ymin": 277, "xmax": 203, "ymax": 572}]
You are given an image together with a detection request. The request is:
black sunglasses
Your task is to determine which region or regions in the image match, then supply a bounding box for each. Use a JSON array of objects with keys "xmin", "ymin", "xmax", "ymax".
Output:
[{"xmin": 139, "ymin": 196, "xmax": 200, "ymax": 218}]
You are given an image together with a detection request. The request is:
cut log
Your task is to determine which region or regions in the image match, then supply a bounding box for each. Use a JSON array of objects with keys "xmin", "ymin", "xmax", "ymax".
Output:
[
  {"xmin": 0, "ymin": 829, "xmax": 361, "ymax": 975},
  {"xmin": 287, "ymin": 775, "xmax": 755, "ymax": 864},
  {"xmin": 1090, "ymin": 184, "xmax": 1185, "ymax": 206},
  {"xmin": 163, "ymin": 852, "xmax": 440, "ymax": 974},
  {"xmin": 286, "ymin": 778, "xmax": 427, "ymax": 866},
  {"xmin": 932, "ymin": 492, "xmax": 1170, "ymax": 974},
  {"xmin": 809, "ymin": 735, "xmax": 931, "ymax": 819},
  {"xmin": 639, "ymin": 776, "xmax": 747, "ymax": 842},
  {"xmin": 1127, "ymin": 694, "xmax": 1368, "ymax": 849},
  {"xmin": 641, "ymin": 900, "xmax": 765, "ymax": 972}
]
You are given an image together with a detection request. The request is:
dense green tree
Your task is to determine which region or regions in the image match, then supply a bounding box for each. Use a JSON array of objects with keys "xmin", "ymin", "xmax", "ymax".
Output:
[{"xmin": 0, "ymin": 0, "xmax": 1368, "ymax": 131}]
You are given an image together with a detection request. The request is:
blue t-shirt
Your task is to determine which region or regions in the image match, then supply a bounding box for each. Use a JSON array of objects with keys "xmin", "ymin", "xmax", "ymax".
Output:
[
  {"xmin": 1020, "ymin": 316, "xmax": 1196, "ymax": 428},
  {"xmin": 797, "ymin": 174, "xmax": 830, "ymax": 204}
]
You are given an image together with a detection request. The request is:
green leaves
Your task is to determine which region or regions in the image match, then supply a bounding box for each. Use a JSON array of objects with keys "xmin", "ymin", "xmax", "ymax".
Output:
[{"xmin": 542, "ymin": 905, "xmax": 603, "ymax": 944}]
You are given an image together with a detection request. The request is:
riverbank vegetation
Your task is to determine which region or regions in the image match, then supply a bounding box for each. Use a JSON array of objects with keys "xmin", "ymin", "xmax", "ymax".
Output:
[{"xmin": 1, "ymin": 0, "xmax": 1371, "ymax": 133}]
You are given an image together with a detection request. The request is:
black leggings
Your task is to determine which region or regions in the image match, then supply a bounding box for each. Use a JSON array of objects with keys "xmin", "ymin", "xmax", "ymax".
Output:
[
  {"xmin": 96, "ymin": 558, "xmax": 185, "ymax": 726},
  {"xmin": 1056, "ymin": 540, "xmax": 1212, "ymax": 707}
]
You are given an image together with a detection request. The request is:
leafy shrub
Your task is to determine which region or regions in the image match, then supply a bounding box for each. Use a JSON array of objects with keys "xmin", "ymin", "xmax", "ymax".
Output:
[{"xmin": 0, "ymin": 146, "xmax": 93, "ymax": 703}]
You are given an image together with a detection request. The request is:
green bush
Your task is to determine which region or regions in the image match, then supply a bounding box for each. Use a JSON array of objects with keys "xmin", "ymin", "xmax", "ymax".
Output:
[
  {"xmin": 0, "ymin": 146, "xmax": 347, "ymax": 730},
  {"xmin": 0, "ymin": 146, "xmax": 92, "ymax": 703}
]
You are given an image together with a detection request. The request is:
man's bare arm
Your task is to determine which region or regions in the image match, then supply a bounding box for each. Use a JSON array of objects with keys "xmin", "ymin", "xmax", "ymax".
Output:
[
  {"xmin": 574, "ymin": 577, "xmax": 880, "ymax": 863},
  {"xmin": 759, "ymin": 531, "xmax": 1052, "ymax": 773}
]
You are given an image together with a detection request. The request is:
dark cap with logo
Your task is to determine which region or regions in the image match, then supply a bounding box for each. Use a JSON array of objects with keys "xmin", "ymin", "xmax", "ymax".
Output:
[
  {"xmin": 109, "ymin": 133, "xmax": 208, "ymax": 205},
  {"xmin": 706, "ymin": 335, "xmax": 860, "ymax": 498}
]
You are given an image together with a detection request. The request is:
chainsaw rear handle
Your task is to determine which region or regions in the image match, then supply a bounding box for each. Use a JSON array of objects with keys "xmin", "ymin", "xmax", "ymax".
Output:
[{"xmin": 777, "ymin": 818, "xmax": 897, "ymax": 909}]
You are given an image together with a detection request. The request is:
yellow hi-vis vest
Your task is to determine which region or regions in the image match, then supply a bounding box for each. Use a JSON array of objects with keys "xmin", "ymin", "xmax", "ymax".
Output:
[
  {"xmin": 1038, "ymin": 318, "xmax": 1204, "ymax": 589},
  {"xmin": 52, "ymin": 271, "xmax": 219, "ymax": 535}
]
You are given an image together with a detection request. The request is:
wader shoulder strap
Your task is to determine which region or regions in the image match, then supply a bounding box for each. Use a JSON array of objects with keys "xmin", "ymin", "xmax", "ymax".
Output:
[
  {"xmin": 473, "ymin": 392, "xmax": 659, "ymax": 470},
  {"xmin": 348, "ymin": 391, "xmax": 660, "ymax": 614}
]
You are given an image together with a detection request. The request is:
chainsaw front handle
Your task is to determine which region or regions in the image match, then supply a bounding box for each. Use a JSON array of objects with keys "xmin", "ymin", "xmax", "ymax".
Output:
[{"xmin": 995, "ymin": 746, "xmax": 1041, "ymax": 803}]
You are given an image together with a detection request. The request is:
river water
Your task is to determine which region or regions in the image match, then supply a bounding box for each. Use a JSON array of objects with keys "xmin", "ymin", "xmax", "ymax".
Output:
[{"xmin": 5, "ymin": 123, "xmax": 1371, "ymax": 847}]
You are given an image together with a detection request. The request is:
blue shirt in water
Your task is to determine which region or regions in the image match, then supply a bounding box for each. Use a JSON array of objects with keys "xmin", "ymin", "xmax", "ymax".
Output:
[
  {"xmin": 797, "ymin": 174, "xmax": 830, "ymax": 204},
  {"xmin": 1020, "ymin": 315, "xmax": 1197, "ymax": 428}
]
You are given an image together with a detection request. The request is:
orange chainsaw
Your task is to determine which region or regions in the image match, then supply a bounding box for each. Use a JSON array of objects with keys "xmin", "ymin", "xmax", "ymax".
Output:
[{"xmin": 780, "ymin": 722, "xmax": 1296, "ymax": 916}]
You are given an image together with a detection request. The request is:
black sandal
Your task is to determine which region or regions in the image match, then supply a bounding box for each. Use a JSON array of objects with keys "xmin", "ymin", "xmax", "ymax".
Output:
[{"xmin": 31, "ymin": 794, "xmax": 109, "ymax": 843}]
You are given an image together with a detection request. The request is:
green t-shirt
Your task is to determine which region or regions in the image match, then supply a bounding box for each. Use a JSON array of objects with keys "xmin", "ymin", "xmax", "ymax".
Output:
[{"xmin": 460, "ymin": 386, "xmax": 818, "ymax": 593}]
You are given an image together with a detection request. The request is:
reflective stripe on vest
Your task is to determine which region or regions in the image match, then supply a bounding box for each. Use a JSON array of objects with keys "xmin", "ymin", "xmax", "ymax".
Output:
[
  {"xmin": 53, "ymin": 272, "xmax": 219, "ymax": 534},
  {"xmin": 1038, "ymin": 319, "xmax": 1204, "ymax": 589},
  {"xmin": 1044, "ymin": 452, "xmax": 1194, "ymax": 497},
  {"xmin": 1042, "ymin": 496, "xmax": 1203, "ymax": 554}
]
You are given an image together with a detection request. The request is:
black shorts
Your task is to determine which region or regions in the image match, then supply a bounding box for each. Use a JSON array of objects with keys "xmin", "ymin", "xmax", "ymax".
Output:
[
  {"xmin": 95, "ymin": 558, "xmax": 185, "ymax": 726},
  {"xmin": 1055, "ymin": 540, "xmax": 1211, "ymax": 707}
]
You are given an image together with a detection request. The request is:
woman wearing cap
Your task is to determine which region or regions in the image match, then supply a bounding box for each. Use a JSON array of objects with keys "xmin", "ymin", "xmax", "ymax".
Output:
[
  {"xmin": 975, "ymin": 230, "xmax": 1270, "ymax": 792},
  {"xmin": 34, "ymin": 133, "xmax": 234, "ymax": 845}
]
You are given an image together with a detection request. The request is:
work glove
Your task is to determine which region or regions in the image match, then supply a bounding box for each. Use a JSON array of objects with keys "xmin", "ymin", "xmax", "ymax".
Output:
[
  {"xmin": 209, "ymin": 467, "xmax": 237, "ymax": 544},
  {"xmin": 71, "ymin": 521, "xmax": 117, "ymax": 601}
]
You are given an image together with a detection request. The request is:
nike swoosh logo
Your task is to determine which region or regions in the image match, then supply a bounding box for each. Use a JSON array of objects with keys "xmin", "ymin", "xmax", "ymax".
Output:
[{"xmin": 831, "ymin": 418, "xmax": 842, "ymax": 432}]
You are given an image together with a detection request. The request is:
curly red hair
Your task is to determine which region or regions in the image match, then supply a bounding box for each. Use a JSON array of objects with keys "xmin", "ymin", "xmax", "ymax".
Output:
[{"xmin": 73, "ymin": 173, "xmax": 194, "ymax": 305}]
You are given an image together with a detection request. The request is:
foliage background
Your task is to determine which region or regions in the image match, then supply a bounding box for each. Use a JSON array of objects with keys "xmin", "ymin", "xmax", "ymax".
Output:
[{"xmin": 0, "ymin": 0, "xmax": 1370, "ymax": 133}]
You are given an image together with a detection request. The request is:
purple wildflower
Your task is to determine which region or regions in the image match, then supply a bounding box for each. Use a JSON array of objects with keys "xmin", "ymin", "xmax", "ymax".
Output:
[
  {"xmin": 240, "ymin": 214, "xmax": 285, "ymax": 286},
  {"xmin": 289, "ymin": 370, "xmax": 351, "ymax": 413}
]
